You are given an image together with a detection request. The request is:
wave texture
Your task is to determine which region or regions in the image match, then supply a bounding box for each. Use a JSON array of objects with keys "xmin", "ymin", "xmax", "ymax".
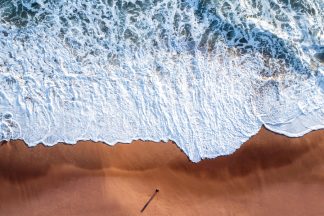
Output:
[{"xmin": 0, "ymin": 0, "xmax": 323, "ymax": 161}]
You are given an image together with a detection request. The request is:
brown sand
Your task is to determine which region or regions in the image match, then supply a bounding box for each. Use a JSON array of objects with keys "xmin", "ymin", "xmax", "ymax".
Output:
[{"xmin": 0, "ymin": 127, "xmax": 324, "ymax": 216}]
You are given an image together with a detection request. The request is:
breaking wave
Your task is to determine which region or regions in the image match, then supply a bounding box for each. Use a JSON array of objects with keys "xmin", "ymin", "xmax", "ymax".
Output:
[{"xmin": 0, "ymin": 0, "xmax": 323, "ymax": 161}]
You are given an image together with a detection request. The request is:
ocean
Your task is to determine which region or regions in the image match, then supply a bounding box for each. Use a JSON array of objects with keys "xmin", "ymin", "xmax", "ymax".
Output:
[{"xmin": 0, "ymin": 0, "xmax": 323, "ymax": 161}]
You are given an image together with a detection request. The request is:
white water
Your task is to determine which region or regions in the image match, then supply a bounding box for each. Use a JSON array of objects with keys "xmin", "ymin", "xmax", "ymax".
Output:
[{"xmin": 0, "ymin": 0, "xmax": 323, "ymax": 161}]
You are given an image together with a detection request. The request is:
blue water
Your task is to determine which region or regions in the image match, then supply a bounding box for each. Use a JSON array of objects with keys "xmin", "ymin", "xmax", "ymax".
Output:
[{"xmin": 0, "ymin": 0, "xmax": 323, "ymax": 161}]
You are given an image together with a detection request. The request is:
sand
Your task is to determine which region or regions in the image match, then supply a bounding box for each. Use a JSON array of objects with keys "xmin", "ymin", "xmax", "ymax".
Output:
[{"xmin": 1, "ymin": 127, "xmax": 324, "ymax": 216}]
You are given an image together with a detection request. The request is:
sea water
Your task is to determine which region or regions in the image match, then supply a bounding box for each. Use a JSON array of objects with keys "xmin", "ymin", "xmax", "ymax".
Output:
[{"xmin": 0, "ymin": 0, "xmax": 323, "ymax": 162}]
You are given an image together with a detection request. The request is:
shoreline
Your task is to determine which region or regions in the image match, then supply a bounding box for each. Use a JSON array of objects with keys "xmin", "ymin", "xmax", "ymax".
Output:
[{"xmin": 4, "ymin": 125, "xmax": 324, "ymax": 163}]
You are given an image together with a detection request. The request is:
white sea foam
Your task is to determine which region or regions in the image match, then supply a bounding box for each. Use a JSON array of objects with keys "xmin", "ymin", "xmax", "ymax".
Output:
[{"xmin": 0, "ymin": 0, "xmax": 323, "ymax": 161}]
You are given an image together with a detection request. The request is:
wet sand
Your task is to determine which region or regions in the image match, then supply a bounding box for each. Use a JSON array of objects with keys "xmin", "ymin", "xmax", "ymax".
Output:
[{"xmin": 1, "ymin": 127, "xmax": 324, "ymax": 216}]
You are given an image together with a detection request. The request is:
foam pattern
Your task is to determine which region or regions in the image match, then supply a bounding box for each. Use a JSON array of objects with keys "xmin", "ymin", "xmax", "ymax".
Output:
[{"xmin": 0, "ymin": 0, "xmax": 323, "ymax": 161}]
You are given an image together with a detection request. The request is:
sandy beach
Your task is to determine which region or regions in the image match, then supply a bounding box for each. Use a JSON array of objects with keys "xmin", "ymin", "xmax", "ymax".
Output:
[{"xmin": 1, "ymin": 127, "xmax": 324, "ymax": 216}]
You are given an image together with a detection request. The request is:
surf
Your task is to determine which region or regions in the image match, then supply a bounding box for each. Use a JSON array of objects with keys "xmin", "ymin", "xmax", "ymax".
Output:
[{"xmin": 0, "ymin": 0, "xmax": 323, "ymax": 161}]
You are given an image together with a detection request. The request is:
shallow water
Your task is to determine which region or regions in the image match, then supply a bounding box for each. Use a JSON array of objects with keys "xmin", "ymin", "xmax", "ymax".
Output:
[{"xmin": 0, "ymin": 0, "xmax": 323, "ymax": 161}]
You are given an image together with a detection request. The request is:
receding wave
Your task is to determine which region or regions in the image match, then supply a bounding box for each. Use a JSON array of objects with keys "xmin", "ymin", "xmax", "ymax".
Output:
[{"xmin": 0, "ymin": 0, "xmax": 323, "ymax": 161}]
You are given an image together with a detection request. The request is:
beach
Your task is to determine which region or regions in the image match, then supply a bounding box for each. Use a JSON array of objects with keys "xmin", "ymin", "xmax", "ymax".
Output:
[
  {"xmin": 1, "ymin": 0, "xmax": 323, "ymax": 215},
  {"xmin": 1, "ymin": 127, "xmax": 324, "ymax": 216}
]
